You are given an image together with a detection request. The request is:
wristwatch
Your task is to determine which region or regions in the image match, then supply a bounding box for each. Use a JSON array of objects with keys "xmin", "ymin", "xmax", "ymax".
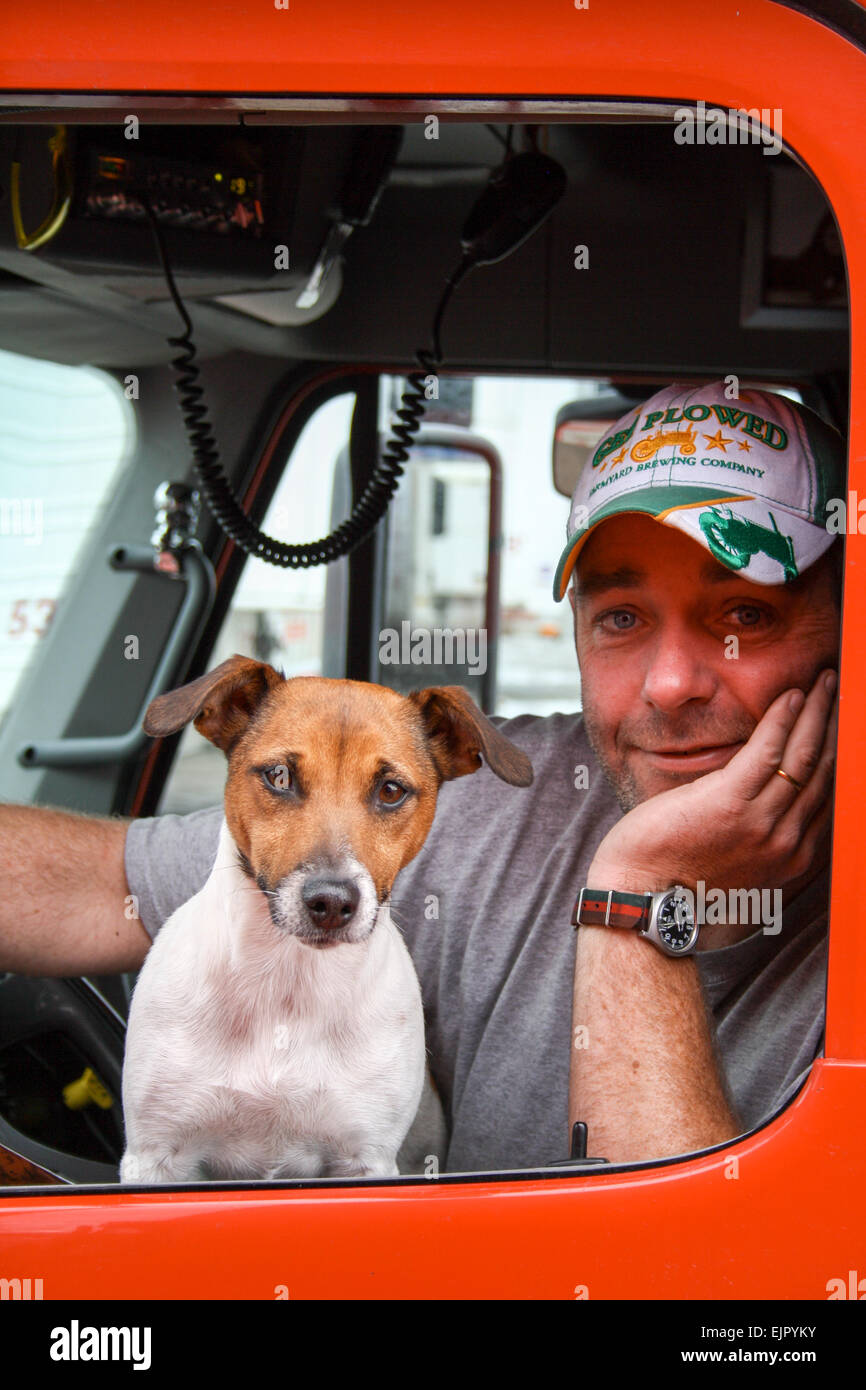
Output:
[{"xmin": 572, "ymin": 885, "xmax": 699, "ymax": 957}]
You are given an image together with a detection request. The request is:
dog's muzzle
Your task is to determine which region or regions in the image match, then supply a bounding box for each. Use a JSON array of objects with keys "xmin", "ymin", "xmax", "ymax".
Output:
[
  {"xmin": 267, "ymin": 858, "xmax": 381, "ymax": 948},
  {"xmin": 301, "ymin": 877, "xmax": 361, "ymax": 933}
]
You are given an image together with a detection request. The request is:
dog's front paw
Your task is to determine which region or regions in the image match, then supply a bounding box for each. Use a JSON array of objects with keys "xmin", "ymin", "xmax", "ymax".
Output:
[
  {"xmin": 321, "ymin": 1148, "xmax": 401, "ymax": 1179},
  {"xmin": 119, "ymin": 1149, "xmax": 203, "ymax": 1184},
  {"xmin": 119, "ymin": 1151, "xmax": 152, "ymax": 1184}
]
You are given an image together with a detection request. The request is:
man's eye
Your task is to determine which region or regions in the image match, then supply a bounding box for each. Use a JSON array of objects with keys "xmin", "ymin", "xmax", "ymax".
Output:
[
  {"xmin": 263, "ymin": 765, "xmax": 292, "ymax": 791},
  {"xmin": 597, "ymin": 609, "xmax": 638, "ymax": 632},
  {"xmin": 378, "ymin": 780, "xmax": 408, "ymax": 807},
  {"xmin": 727, "ymin": 605, "xmax": 768, "ymax": 628}
]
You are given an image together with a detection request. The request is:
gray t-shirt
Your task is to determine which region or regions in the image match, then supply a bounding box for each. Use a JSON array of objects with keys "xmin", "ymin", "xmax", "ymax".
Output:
[{"xmin": 125, "ymin": 711, "xmax": 829, "ymax": 1173}]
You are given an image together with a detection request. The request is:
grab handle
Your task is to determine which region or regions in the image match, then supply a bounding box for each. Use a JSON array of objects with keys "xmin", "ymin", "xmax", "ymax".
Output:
[{"xmin": 18, "ymin": 541, "xmax": 215, "ymax": 769}]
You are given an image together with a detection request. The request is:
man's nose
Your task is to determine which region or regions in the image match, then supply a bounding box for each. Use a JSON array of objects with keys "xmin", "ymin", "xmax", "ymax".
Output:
[{"xmin": 640, "ymin": 624, "xmax": 717, "ymax": 710}]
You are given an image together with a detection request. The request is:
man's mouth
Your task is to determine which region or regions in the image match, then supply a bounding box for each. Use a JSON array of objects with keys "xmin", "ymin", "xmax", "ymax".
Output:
[{"xmin": 636, "ymin": 741, "xmax": 745, "ymax": 773}]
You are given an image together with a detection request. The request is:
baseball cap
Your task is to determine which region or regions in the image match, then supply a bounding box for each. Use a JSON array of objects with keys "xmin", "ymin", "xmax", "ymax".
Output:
[{"xmin": 553, "ymin": 380, "xmax": 844, "ymax": 600}]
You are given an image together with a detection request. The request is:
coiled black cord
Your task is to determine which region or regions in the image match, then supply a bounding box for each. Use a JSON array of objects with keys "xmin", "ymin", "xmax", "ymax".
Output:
[{"xmin": 142, "ymin": 195, "xmax": 472, "ymax": 568}]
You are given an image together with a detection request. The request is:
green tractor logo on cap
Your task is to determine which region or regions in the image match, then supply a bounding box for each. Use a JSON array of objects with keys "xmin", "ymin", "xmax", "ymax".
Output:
[{"xmin": 699, "ymin": 506, "xmax": 798, "ymax": 581}]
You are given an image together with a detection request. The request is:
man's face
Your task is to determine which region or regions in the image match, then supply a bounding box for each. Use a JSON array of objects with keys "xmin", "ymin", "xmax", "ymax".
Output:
[{"xmin": 570, "ymin": 514, "xmax": 840, "ymax": 811}]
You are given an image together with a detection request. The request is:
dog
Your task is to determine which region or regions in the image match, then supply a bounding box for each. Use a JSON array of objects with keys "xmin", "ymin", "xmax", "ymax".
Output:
[{"xmin": 120, "ymin": 655, "xmax": 533, "ymax": 1182}]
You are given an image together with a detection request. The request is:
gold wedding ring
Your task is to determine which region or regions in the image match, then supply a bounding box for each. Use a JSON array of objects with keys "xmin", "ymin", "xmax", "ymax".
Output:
[{"xmin": 775, "ymin": 767, "xmax": 803, "ymax": 792}]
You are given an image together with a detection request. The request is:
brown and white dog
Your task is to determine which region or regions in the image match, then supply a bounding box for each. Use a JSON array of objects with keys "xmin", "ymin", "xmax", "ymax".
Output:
[{"xmin": 120, "ymin": 655, "xmax": 532, "ymax": 1182}]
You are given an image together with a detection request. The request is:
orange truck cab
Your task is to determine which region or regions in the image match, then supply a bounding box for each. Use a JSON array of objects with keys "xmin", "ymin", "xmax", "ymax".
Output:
[{"xmin": 0, "ymin": 0, "xmax": 863, "ymax": 1329}]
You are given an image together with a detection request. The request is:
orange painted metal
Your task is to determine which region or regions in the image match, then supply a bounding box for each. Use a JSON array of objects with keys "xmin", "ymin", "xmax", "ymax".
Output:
[
  {"xmin": 1, "ymin": 0, "xmax": 865, "ymax": 1298},
  {"xmin": 0, "ymin": 1062, "xmax": 862, "ymax": 1300},
  {"xmin": 0, "ymin": 0, "xmax": 860, "ymax": 107}
]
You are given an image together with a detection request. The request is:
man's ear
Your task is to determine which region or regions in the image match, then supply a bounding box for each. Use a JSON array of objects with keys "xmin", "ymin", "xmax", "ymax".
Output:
[
  {"xmin": 408, "ymin": 685, "xmax": 533, "ymax": 787},
  {"xmin": 143, "ymin": 654, "xmax": 284, "ymax": 754}
]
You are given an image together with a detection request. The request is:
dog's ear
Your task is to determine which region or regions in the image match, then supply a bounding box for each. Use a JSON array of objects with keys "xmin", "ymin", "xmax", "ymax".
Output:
[
  {"xmin": 143, "ymin": 654, "xmax": 284, "ymax": 754},
  {"xmin": 408, "ymin": 685, "xmax": 533, "ymax": 787}
]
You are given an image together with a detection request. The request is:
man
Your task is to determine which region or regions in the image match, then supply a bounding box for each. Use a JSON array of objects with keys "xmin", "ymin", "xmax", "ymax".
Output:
[
  {"xmin": 0, "ymin": 380, "xmax": 842, "ymax": 1174},
  {"xmin": 558, "ymin": 379, "xmax": 839, "ymax": 1166}
]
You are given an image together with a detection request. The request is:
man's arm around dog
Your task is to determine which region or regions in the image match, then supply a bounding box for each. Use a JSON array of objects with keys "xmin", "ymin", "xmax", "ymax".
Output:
[{"xmin": 0, "ymin": 804, "xmax": 149, "ymax": 976}]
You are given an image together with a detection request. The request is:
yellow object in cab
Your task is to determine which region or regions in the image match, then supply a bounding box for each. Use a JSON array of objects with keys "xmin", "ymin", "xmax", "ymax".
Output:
[{"xmin": 62, "ymin": 1067, "xmax": 113, "ymax": 1111}]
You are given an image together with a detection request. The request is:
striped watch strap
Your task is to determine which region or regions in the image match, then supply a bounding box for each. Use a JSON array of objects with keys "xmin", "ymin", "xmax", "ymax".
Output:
[{"xmin": 572, "ymin": 887, "xmax": 651, "ymax": 931}]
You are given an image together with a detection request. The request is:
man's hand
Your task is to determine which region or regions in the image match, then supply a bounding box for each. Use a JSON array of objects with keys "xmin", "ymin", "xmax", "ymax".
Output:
[
  {"xmin": 586, "ymin": 668, "xmax": 837, "ymax": 898},
  {"xmin": 569, "ymin": 668, "xmax": 837, "ymax": 1164}
]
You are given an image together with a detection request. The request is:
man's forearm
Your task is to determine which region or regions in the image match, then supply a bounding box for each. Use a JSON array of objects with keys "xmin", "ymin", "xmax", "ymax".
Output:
[
  {"xmin": 569, "ymin": 924, "xmax": 740, "ymax": 1163},
  {"xmin": 0, "ymin": 804, "xmax": 151, "ymax": 976}
]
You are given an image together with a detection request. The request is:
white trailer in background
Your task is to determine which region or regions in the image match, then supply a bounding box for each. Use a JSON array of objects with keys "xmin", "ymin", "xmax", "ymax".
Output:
[{"xmin": 0, "ymin": 349, "xmax": 133, "ymax": 728}]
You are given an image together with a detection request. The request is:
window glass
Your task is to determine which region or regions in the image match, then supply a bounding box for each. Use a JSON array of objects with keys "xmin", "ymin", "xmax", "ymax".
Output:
[
  {"xmin": 158, "ymin": 391, "xmax": 355, "ymax": 814},
  {"xmin": 379, "ymin": 441, "xmax": 492, "ymax": 699},
  {"xmin": 378, "ymin": 373, "xmax": 611, "ymax": 716},
  {"xmin": 0, "ymin": 348, "xmax": 134, "ymax": 728}
]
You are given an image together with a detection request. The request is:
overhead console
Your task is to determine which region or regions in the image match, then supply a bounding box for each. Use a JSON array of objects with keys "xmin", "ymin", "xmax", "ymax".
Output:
[
  {"xmin": 0, "ymin": 122, "xmax": 403, "ymax": 326},
  {"xmin": 0, "ymin": 114, "xmax": 850, "ymax": 388}
]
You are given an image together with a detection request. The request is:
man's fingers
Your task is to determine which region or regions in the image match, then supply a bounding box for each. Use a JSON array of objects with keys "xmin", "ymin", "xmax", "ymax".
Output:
[
  {"xmin": 726, "ymin": 669, "xmax": 837, "ymax": 804},
  {"xmin": 777, "ymin": 695, "xmax": 838, "ymax": 832},
  {"xmin": 764, "ymin": 670, "xmax": 837, "ymax": 813},
  {"xmin": 724, "ymin": 686, "xmax": 809, "ymax": 800},
  {"xmin": 778, "ymin": 669, "xmax": 837, "ymax": 785}
]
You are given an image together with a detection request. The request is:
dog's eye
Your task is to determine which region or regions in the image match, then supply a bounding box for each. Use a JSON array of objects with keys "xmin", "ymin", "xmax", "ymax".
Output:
[
  {"xmin": 263, "ymin": 765, "xmax": 292, "ymax": 791},
  {"xmin": 378, "ymin": 780, "xmax": 408, "ymax": 807}
]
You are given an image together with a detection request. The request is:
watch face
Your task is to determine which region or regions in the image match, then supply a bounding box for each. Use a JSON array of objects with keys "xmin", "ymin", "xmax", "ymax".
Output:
[{"xmin": 656, "ymin": 890, "xmax": 697, "ymax": 954}]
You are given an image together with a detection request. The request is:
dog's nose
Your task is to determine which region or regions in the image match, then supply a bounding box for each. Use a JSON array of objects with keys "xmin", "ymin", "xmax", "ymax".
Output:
[{"xmin": 301, "ymin": 878, "xmax": 360, "ymax": 932}]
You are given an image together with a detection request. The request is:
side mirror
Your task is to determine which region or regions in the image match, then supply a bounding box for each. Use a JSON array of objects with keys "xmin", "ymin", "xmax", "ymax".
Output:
[{"xmin": 552, "ymin": 390, "xmax": 652, "ymax": 498}]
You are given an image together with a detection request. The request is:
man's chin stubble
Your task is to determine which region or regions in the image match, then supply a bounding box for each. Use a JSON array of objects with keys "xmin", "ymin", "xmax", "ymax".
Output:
[
  {"xmin": 581, "ymin": 697, "xmax": 757, "ymax": 813},
  {"xmin": 582, "ymin": 709, "xmax": 711, "ymax": 813},
  {"xmin": 582, "ymin": 708, "xmax": 643, "ymax": 812}
]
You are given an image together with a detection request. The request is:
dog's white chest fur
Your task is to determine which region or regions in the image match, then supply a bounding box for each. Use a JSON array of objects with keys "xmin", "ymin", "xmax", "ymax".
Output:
[{"xmin": 121, "ymin": 820, "xmax": 425, "ymax": 1182}]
